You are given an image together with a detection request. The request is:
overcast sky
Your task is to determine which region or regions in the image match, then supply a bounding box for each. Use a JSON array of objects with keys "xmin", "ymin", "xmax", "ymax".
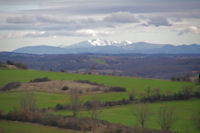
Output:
[{"xmin": 0, "ymin": 0, "xmax": 200, "ymax": 51}]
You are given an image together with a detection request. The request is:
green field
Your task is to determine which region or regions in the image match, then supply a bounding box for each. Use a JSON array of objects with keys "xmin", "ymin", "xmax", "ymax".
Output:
[
  {"xmin": 0, "ymin": 69, "xmax": 198, "ymax": 113},
  {"xmin": 0, "ymin": 120, "xmax": 76, "ymax": 133},
  {"xmin": 0, "ymin": 69, "xmax": 197, "ymax": 94},
  {"xmin": 0, "ymin": 69, "xmax": 199, "ymax": 133},
  {"xmin": 52, "ymin": 99, "xmax": 200, "ymax": 133},
  {"xmin": 0, "ymin": 91, "xmax": 69, "ymax": 113},
  {"xmin": 0, "ymin": 91, "xmax": 132, "ymax": 113}
]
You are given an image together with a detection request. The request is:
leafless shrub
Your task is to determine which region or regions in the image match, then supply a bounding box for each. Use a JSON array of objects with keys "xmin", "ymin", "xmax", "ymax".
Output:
[
  {"xmin": 153, "ymin": 88, "xmax": 161, "ymax": 100},
  {"xmin": 182, "ymin": 86, "xmax": 193, "ymax": 99},
  {"xmin": 70, "ymin": 88, "xmax": 81, "ymax": 117},
  {"xmin": 129, "ymin": 89, "xmax": 135, "ymax": 101},
  {"xmin": 132, "ymin": 103, "xmax": 151, "ymax": 128},
  {"xmin": 157, "ymin": 105, "xmax": 176, "ymax": 131},
  {"xmin": 89, "ymin": 95, "xmax": 102, "ymax": 121},
  {"xmin": 20, "ymin": 92, "xmax": 37, "ymax": 112},
  {"xmin": 145, "ymin": 87, "xmax": 152, "ymax": 99}
]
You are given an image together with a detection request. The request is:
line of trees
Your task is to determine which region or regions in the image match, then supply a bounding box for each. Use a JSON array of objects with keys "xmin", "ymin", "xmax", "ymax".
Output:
[{"xmin": 52, "ymin": 86, "xmax": 200, "ymax": 112}]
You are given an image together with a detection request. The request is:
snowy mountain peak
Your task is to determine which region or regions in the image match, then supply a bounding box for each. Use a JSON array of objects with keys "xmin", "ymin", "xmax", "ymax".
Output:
[
  {"xmin": 60, "ymin": 39, "xmax": 133, "ymax": 48},
  {"xmin": 88, "ymin": 38, "xmax": 113, "ymax": 46},
  {"xmin": 87, "ymin": 38, "xmax": 132, "ymax": 46},
  {"xmin": 125, "ymin": 40, "xmax": 132, "ymax": 44}
]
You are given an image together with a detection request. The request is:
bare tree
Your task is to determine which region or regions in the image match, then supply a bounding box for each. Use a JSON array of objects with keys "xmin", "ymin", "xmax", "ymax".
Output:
[
  {"xmin": 88, "ymin": 95, "xmax": 102, "ymax": 133},
  {"xmin": 145, "ymin": 86, "xmax": 152, "ymax": 99},
  {"xmin": 89, "ymin": 95, "xmax": 102, "ymax": 120},
  {"xmin": 157, "ymin": 104, "xmax": 176, "ymax": 131},
  {"xmin": 20, "ymin": 92, "xmax": 37, "ymax": 112},
  {"xmin": 70, "ymin": 88, "xmax": 81, "ymax": 117},
  {"xmin": 153, "ymin": 88, "xmax": 161, "ymax": 100},
  {"xmin": 132, "ymin": 103, "xmax": 151, "ymax": 128},
  {"xmin": 129, "ymin": 89, "xmax": 135, "ymax": 101},
  {"xmin": 182, "ymin": 86, "xmax": 192, "ymax": 99},
  {"xmin": 166, "ymin": 90, "xmax": 172, "ymax": 97}
]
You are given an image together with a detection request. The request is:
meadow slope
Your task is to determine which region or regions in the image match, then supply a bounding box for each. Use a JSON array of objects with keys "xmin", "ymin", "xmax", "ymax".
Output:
[
  {"xmin": 52, "ymin": 99, "xmax": 200, "ymax": 133},
  {"xmin": 0, "ymin": 69, "xmax": 197, "ymax": 113}
]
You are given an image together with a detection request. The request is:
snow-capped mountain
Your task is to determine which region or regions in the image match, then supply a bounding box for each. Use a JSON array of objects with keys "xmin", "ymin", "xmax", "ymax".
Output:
[
  {"xmin": 13, "ymin": 39, "xmax": 200, "ymax": 54},
  {"xmin": 87, "ymin": 39, "xmax": 132, "ymax": 46},
  {"xmin": 64, "ymin": 38, "xmax": 133, "ymax": 48}
]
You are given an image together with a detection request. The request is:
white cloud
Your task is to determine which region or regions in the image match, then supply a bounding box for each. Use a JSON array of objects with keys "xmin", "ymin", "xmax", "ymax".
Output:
[
  {"xmin": 178, "ymin": 26, "xmax": 200, "ymax": 35},
  {"xmin": 0, "ymin": 32, "xmax": 24, "ymax": 39},
  {"xmin": 75, "ymin": 29, "xmax": 111, "ymax": 37}
]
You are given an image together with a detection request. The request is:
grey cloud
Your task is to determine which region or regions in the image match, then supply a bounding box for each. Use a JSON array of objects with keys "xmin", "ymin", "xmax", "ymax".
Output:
[
  {"xmin": 23, "ymin": 0, "xmax": 200, "ymax": 16},
  {"xmin": 0, "ymin": 23, "xmax": 37, "ymax": 30},
  {"xmin": 24, "ymin": 30, "xmax": 74, "ymax": 38},
  {"xmin": 104, "ymin": 12, "xmax": 139, "ymax": 23},
  {"xmin": 147, "ymin": 17, "xmax": 171, "ymax": 27},
  {"xmin": 6, "ymin": 16, "xmax": 36, "ymax": 24},
  {"xmin": 36, "ymin": 16, "xmax": 74, "ymax": 24}
]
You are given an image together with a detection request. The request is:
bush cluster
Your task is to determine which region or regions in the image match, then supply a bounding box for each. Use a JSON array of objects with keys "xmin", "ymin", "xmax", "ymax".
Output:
[
  {"xmin": 53, "ymin": 87, "xmax": 200, "ymax": 112},
  {"xmin": 61, "ymin": 86, "xmax": 69, "ymax": 91},
  {"xmin": 76, "ymin": 80, "xmax": 105, "ymax": 86},
  {"xmin": 30, "ymin": 77, "xmax": 51, "ymax": 82},
  {"xmin": 106, "ymin": 87, "xmax": 126, "ymax": 92},
  {"xmin": 0, "ymin": 110, "xmax": 92, "ymax": 131},
  {"xmin": 171, "ymin": 75, "xmax": 191, "ymax": 82},
  {"xmin": 55, "ymin": 104, "xmax": 64, "ymax": 110},
  {"xmin": 140, "ymin": 87, "xmax": 200, "ymax": 103},
  {"xmin": 1, "ymin": 82, "xmax": 21, "ymax": 91}
]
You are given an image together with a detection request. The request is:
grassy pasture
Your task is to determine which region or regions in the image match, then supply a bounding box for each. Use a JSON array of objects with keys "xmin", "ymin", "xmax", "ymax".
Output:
[
  {"xmin": 0, "ymin": 69, "xmax": 199, "ymax": 133},
  {"xmin": 0, "ymin": 120, "xmax": 76, "ymax": 133},
  {"xmin": 0, "ymin": 69, "xmax": 199, "ymax": 113},
  {"xmin": 0, "ymin": 69, "xmax": 196, "ymax": 94},
  {"xmin": 0, "ymin": 91, "xmax": 128, "ymax": 113},
  {"xmin": 0, "ymin": 91, "xmax": 69, "ymax": 113},
  {"xmin": 52, "ymin": 99, "xmax": 200, "ymax": 133}
]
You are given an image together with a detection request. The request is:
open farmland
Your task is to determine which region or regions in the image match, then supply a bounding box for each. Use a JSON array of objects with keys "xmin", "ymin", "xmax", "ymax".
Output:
[
  {"xmin": 51, "ymin": 99, "xmax": 200, "ymax": 133},
  {"xmin": 0, "ymin": 69, "xmax": 196, "ymax": 93},
  {"xmin": 0, "ymin": 69, "xmax": 200, "ymax": 133}
]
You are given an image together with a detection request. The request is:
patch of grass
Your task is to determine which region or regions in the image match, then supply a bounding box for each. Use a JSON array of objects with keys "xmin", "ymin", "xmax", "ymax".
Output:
[
  {"xmin": 0, "ymin": 120, "xmax": 75, "ymax": 133},
  {"xmin": 0, "ymin": 69, "xmax": 198, "ymax": 113},
  {"xmin": 0, "ymin": 92, "xmax": 69, "ymax": 113},
  {"xmin": 0, "ymin": 91, "xmax": 128, "ymax": 113},
  {"xmin": 0, "ymin": 69, "xmax": 196, "ymax": 95},
  {"xmin": 52, "ymin": 99, "xmax": 200, "ymax": 133}
]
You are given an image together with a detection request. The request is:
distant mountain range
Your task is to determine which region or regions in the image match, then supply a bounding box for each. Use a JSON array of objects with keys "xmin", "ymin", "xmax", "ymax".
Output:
[{"xmin": 13, "ymin": 39, "xmax": 200, "ymax": 54}]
